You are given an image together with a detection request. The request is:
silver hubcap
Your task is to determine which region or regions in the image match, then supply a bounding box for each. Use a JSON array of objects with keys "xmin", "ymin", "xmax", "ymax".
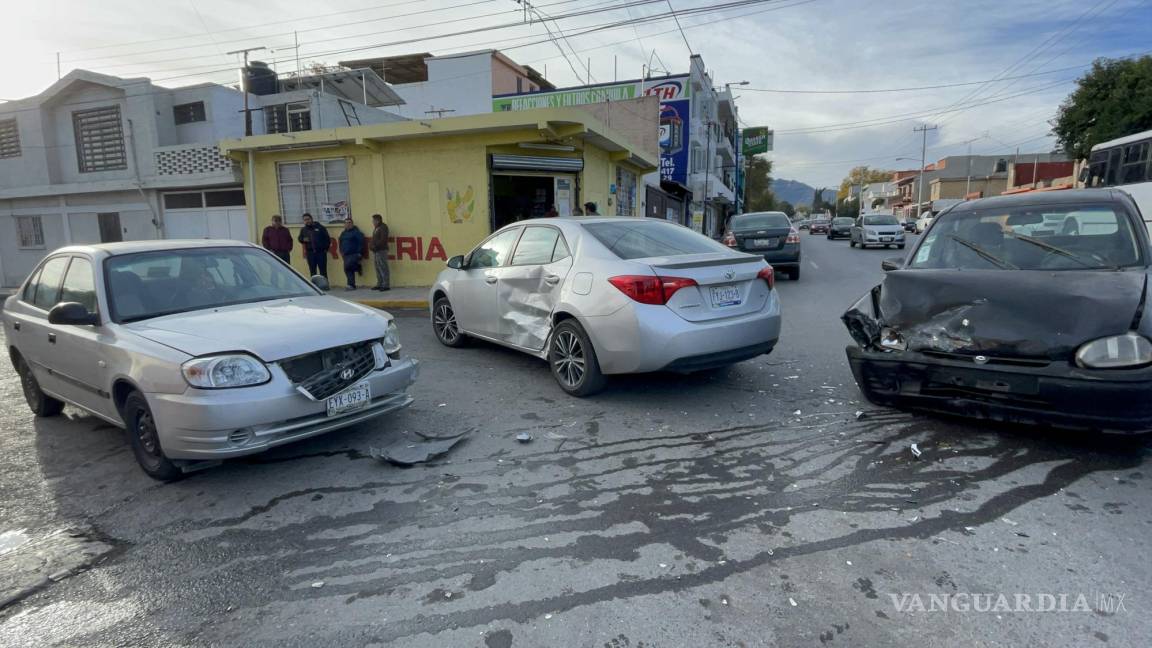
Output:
[
  {"xmin": 433, "ymin": 303, "xmax": 459, "ymax": 343},
  {"xmin": 552, "ymin": 331, "xmax": 585, "ymax": 388}
]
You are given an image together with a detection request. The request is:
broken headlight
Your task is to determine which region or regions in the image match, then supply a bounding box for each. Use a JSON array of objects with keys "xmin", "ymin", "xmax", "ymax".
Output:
[
  {"xmin": 382, "ymin": 320, "xmax": 402, "ymax": 357},
  {"xmin": 879, "ymin": 327, "xmax": 907, "ymax": 352},
  {"xmin": 1075, "ymin": 333, "xmax": 1152, "ymax": 369}
]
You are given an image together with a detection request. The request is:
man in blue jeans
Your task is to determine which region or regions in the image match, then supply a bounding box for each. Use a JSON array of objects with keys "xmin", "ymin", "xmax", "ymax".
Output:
[
  {"xmin": 339, "ymin": 218, "xmax": 366, "ymax": 291},
  {"xmin": 297, "ymin": 213, "xmax": 331, "ymax": 280}
]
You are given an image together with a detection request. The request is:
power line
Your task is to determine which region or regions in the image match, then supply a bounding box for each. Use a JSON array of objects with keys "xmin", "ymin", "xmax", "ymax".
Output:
[
  {"xmin": 665, "ymin": 0, "xmax": 694, "ymax": 56},
  {"xmin": 741, "ymin": 64, "xmax": 1091, "ymax": 94}
]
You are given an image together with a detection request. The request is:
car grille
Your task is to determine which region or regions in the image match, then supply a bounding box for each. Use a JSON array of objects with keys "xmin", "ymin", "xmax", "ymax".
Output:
[{"xmin": 279, "ymin": 341, "xmax": 377, "ymax": 401}]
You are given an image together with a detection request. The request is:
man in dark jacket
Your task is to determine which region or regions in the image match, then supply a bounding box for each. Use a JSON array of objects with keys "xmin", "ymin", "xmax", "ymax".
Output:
[
  {"xmin": 370, "ymin": 213, "xmax": 390, "ymax": 291},
  {"xmin": 297, "ymin": 213, "xmax": 331, "ymax": 279},
  {"xmin": 261, "ymin": 215, "xmax": 293, "ymax": 264},
  {"xmin": 339, "ymin": 218, "xmax": 366, "ymax": 290}
]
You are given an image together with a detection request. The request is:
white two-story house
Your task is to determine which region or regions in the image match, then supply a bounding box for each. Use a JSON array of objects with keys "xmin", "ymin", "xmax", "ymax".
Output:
[{"xmin": 0, "ymin": 66, "xmax": 407, "ymax": 286}]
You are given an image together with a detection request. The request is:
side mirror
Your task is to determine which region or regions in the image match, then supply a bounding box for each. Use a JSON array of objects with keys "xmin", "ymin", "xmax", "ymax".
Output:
[
  {"xmin": 447, "ymin": 255, "xmax": 465, "ymax": 270},
  {"xmin": 311, "ymin": 275, "xmax": 330, "ymax": 291},
  {"xmin": 881, "ymin": 258, "xmax": 902, "ymax": 272},
  {"xmin": 48, "ymin": 302, "xmax": 99, "ymax": 326}
]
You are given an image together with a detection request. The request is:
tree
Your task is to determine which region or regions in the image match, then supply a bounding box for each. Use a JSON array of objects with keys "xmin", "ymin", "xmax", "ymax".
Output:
[
  {"xmin": 779, "ymin": 200, "xmax": 795, "ymax": 217},
  {"xmin": 1053, "ymin": 55, "xmax": 1152, "ymax": 159},
  {"xmin": 837, "ymin": 166, "xmax": 893, "ymax": 202},
  {"xmin": 743, "ymin": 156, "xmax": 778, "ymax": 212}
]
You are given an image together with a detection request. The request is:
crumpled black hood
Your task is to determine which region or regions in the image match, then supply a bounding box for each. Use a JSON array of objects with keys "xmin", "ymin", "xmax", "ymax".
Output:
[{"xmin": 843, "ymin": 269, "xmax": 1147, "ymax": 360}]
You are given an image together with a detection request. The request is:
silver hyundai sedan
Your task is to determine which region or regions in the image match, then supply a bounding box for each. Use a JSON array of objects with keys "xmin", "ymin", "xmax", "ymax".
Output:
[
  {"xmin": 430, "ymin": 217, "xmax": 782, "ymax": 396},
  {"xmin": 2, "ymin": 241, "xmax": 418, "ymax": 481}
]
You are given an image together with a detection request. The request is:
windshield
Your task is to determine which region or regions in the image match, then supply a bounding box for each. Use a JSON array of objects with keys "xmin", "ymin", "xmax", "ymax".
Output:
[
  {"xmin": 106, "ymin": 247, "xmax": 317, "ymax": 322},
  {"xmin": 584, "ymin": 221, "xmax": 733, "ymax": 259},
  {"xmin": 909, "ymin": 203, "xmax": 1142, "ymax": 271},
  {"xmin": 730, "ymin": 212, "xmax": 792, "ymax": 230},
  {"xmin": 863, "ymin": 215, "xmax": 900, "ymax": 226},
  {"xmin": 833, "ymin": 218, "xmax": 854, "ymax": 226}
]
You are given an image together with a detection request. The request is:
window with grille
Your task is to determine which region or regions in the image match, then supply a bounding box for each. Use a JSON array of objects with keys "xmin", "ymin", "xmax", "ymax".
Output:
[
  {"xmin": 265, "ymin": 101, "xmax": 312, "ymax": 134},
  {"xmin": 276, "ymin": 159, "xmax": 349, "ymax": 224},
  {"xmin": 0, "ymin": 118, "xmax": 20, "ymax": 159},
  {"xmin": 73, "ymin": 105, "xmax": 127, "ymax": 172},
  {"xmin": 16, "ymin": 215, "xmax": 45, "ymax": 249},
  {"xmin": 173, "ymin": 101, "xmax": 206, "ymax": 125},
  {"xmin": 615, "ymin": 166, "xmax": 637, "ymax": 216}
]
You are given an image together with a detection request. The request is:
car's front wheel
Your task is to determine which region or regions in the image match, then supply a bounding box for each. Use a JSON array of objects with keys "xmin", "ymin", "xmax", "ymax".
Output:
[
  {"xmin": 431, "ymin": 297, "xmax": 466, "ymax": 348},
  {"xmin": 549, "ymin": 320, "xmax": 606, "ymax": 397},
  {"xmin": 123, "ymin": 391, "xmax": 183, "ymax": 482},
  {"xmin": 16, "ymin": 356, "xmax": 64, "ymax": 418}
]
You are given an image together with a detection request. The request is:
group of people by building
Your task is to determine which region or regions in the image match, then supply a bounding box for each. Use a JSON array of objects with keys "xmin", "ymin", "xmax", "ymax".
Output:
[{"xmin": 261, "ymin": 213, "xmax": 391, "ymax": 291}]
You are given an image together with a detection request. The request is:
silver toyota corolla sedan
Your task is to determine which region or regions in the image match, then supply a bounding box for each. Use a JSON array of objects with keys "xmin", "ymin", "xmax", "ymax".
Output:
[
  {"xmin": 2, "ymin": 240, "xmax": 418, "ymax": 481},
  {"xmin": 430, "ymin": 217, "xmax": 782, "ymax": 396}
]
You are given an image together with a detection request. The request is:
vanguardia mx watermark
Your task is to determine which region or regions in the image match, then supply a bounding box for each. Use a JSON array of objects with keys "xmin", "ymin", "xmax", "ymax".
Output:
[{"xmin": 890, "ymin": 591, "xmax": 1128, "ymax": 614}]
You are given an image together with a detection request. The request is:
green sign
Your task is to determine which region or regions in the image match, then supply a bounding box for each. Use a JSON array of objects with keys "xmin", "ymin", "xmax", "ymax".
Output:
[
  {"xmin": 742, "ymin": 127, "xmax": 773, "ymax": 155},
  {"xmin": 492, "ymin": 76, "xmax": 692, "ymax": 112}
]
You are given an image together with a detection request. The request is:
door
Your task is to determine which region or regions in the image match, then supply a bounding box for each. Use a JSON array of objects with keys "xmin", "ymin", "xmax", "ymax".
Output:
[
  {"xmin": 554, "ymin": 177, "xmax": 574, "ymax": 217},
  {"xmin": 451, "ymin": 227, "xmax": 522, "ymax": 339},
  {"xmin": 12, "ymin": 256, "xmax": 72, "ymax": 398},
  {"xmin": 497, "ymin": 226, "xmax": 574, "ymax": 349},
  {"xmin": 44, "ymin": 256, "xmax": 114, "ymax": 417},
  {"xmin": 98, "ymin": 212, "xmax": 123, "ymax": 243}
]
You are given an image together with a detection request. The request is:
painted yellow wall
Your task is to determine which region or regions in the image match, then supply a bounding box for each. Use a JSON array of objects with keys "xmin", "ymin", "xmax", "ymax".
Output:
[{"xmin": 244, "ymin": 130, "xmax": 648, "ymax": 287}]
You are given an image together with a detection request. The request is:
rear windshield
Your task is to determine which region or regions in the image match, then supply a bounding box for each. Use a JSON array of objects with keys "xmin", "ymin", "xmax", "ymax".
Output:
[
  {"xmin": 863, "ymin": 215, "xmax": 900, "ymax": 226},
  {"xmin": 731, "ymin": 213, "xmax": 792, "ymax": 230},
  {"xmin": 833, "ymin": 218, "xmax": 854, "ymax": 226},
  {"xmin": 583, "ymin": 221, "xmax": 732, "ymax": 259},
  {"xmin": 909, "ymin": 203, "xmax": 1143, "ymax": 271}
]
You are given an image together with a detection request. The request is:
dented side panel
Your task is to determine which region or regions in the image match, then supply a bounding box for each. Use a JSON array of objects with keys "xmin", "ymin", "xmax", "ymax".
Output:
[{"xmin": 497, "ymin": 257, "xmax": 574, "ymax": 351}]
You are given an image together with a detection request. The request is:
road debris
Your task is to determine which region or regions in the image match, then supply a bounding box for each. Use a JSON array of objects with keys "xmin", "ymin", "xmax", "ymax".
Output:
[
  {"xmin": 370, "ymin": 430, "xmax": 469, "ymax": 467},
  {"xmin": 909, "ymin": 443, "xmax": 923, "ymax": 459},
  {"xmin": 1001, "ymin": 517, "xmax": 1019, "ymax": 526},
  {"xmin": 789, "ymin": 597, "xmax": 798, "ymax": 607},
  {"xmin": 310, "ymin": 581, "xmax": 325, "ymax": 589},
  {"xmin": 544, "ymin": 613, "xmax": 553, "ymax": 620},
  {"xmin": 793, "ymin": 410, "xmax": 802, "ymax": 416},
  {"xmin": 855, "ymin": 411, "xmax": 866, "ymax": 420},
  {"xmin": 516, "ymin": 432, "xmax": 533, "ymax": 443}
]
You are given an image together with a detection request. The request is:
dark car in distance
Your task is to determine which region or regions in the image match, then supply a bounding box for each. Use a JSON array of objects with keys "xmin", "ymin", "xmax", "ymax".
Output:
[
  {"xmin": 902, "ymin": 219, "xmax": 917, "ymax": 233},
  {"xmin": 723, "ymin": 211, "xmax": 802, "ymax": 280},
  {"xmin": 827, "ymin": 217, "xmax": 854, "ymax": 240},
  {"xmin": 843, "ymin": 189, "xmax": 1152, "ymax": 434},
  {"xmin": 809, "ymin": 218, "xmax": 831, "ymax": 235}
]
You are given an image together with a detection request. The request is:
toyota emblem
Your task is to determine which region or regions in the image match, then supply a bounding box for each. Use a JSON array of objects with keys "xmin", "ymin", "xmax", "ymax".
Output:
[
  {"xmin": 724, "ymin": 269, "xmax": 736, "ymax": 280},
  {"xmin": 974, "ymin": 355, "xmax": 989, "ymax": 365},
  {"xmin": 340, "ymin": 368, "xmax": 355, "ymax": 380}
]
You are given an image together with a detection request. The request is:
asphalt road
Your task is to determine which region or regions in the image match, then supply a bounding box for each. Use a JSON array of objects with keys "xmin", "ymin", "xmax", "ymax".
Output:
[{"xmin": 1, "ymin": 234, "xmax": 1150, "ymax": 647}]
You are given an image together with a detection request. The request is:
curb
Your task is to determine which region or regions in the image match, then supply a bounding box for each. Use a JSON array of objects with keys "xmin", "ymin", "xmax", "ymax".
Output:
[{"xmin": 355, "ymin": 299, "xmax": 429, "ymax": 310}]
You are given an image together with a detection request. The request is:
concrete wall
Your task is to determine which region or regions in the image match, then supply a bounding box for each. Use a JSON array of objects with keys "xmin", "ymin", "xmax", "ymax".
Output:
[
  {"xmin": 574, "ymin": 96, "xmax": 660, "ymax": 162},
  {"xmin": 490, "ymin": 55, "xmax": 538, "ymax": 95},
  {"xmin": 389, "ymin": 53, "xmax": 493, "ymax": 119},
  {"xmin": 930, "ymin": 177, "xmax": 1008, "ymax": 200}
]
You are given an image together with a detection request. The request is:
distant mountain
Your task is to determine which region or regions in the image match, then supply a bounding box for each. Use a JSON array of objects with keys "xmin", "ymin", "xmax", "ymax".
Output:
[{"xmin": 772, "ymin": 179, "xmax": 836, "ymax": 208}]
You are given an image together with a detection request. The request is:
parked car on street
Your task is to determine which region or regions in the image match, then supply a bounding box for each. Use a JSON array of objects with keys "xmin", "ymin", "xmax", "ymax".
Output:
[
  {"xmin": 914, "ymin": 212, "xmax": 934, "ymax": 234},
  {"xmin": 809, "ymin": 218, "xmax": 831, "ymax": 234},
  {"xmin": 724, "ymin": 211, "xmax": 802, "ymax": 279},
  {"xmin": 796, "ymin": 218, "xmax": 812, "ymax": 230},
  {"xmin": 843, "ymin": 189, "xmax": 1152, "ymax": 433},
  {"xmin": 827, "ymin": 217, "xmax": 854, "ymax": 240},
  {"xmin": 2, "ymin": 241, "xmax": 418, "ymax": 481},
  {"xmin": 431, "ymin": 218, "xmax": 781, "ymax": 396},
  {"xmin": 850, "ymin": 213, "xmax": 906, "ymax": 249}
]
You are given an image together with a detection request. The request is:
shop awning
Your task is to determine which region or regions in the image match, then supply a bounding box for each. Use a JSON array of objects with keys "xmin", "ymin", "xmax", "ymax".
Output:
[{"xmin": 490, "ymin": 154, "xmax": 584, "ymax": 173}]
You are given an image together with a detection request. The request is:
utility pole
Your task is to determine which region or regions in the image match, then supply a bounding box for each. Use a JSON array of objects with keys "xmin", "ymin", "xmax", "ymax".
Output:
[
  {"xmin": 56, "ymin": 52, "xmax": 61, "ymax": 80},
  {"xmin": 227, "ymin": 46, "xmax": 266, "ymax": 137},
  {"xmin": 913, "ymin": 124, "xmax": 938, "ymax": 219},
  {"xmin": 702, "ymin": 121, "xmax": 712, "ymax": 235},
  {"xmin": 293, "ymin": 32, "xmax": 301, "ymax": 76}
]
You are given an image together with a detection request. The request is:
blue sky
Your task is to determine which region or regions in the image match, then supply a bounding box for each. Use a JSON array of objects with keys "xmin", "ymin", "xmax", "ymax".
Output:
[{"xmin": 4, "ymin": 0, "xmax": 1149, "ymax": 187}]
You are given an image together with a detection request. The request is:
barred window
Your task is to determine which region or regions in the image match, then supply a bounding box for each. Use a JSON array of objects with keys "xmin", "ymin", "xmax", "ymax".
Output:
[
  {"xmin": 276, "ymin": 159, "xmax": 349, "ymax": 224},
  {"xmin": 16, "ymin": 215, "xmax": 45, "ymax": 249},
  {"xmin": 0, "ymin": 118, "xmax": 20, "ymax": 159},
  {"xmin": 73, "ymin": 105, "xmax": 127, "ymax": 172},
  {"xmin": 615, "ymin": 166, "xmax": 637, "ymax": 217},
  {"xmin": 265, "ymin": 101, "xmax": 312, "ymax": 134},
  {"xmin": 173, "ymin": 101, "xmax": 206, "ymax": 125}
]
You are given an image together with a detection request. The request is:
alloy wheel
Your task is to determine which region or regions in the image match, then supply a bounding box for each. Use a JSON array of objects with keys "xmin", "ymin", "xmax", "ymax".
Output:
[
  {"xmin": 433, "ymin": 303, "xmax": 460, "ymax": 344},
  {"xmin": 552, "ymin": 330, "xmax": 586, "ymax": 388}
]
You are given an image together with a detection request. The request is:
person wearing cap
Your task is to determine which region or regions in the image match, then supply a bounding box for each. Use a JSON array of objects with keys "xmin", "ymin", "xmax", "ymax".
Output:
[{"xmin": 583, "ymin": 201, "xmax": 600, "ymax": 215}]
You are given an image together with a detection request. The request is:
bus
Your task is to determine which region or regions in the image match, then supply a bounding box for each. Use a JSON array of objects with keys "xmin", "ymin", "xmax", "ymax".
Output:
[{"xmin": 1082, "ymin": 129, "xmax": 1152, "ymax": 217}]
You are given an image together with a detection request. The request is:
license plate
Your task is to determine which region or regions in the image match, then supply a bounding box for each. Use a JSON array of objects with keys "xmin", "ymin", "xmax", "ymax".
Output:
[
  {"xmin": 709, "ymin": 285, "xmax": 742, "ymax": 308},
  {"xmin": 751, "ymin": 238, "xmax": 776, "ymax": 248},
  {"xmin": 327, "ymin": 382, "xmax": 371, "ymax": 417},
  {"xmin": 881, "ymin": 236, "xmax": 893, "ymax": 241}
]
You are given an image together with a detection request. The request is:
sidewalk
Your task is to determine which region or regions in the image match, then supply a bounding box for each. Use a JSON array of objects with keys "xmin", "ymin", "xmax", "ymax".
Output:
[{"xmin": 334, "ymin": 285, "xmax": 430, "ymax": 310}]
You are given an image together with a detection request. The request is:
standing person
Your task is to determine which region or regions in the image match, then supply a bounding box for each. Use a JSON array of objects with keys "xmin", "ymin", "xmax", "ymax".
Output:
[
  {"xmin": 339, "ymin": 218, "xmax": 366, "ymax": 291},
  {"xmin": 261, "ymin": 215, "xmax": 293, "ymax": 264},
  {"xmin": 543, "ymin": 204, "xmax": 559, "ymax": 218},
  {"xmin": 298, "ymin": 213, "xmax": 330, "ymax": 279},
  {"xmin": 583, "ymin": 201, "xmax": 600, "ymax": 215},
  {"xmin": 370, "ymin": 213, "xmax": 391, "ymax": 292}
]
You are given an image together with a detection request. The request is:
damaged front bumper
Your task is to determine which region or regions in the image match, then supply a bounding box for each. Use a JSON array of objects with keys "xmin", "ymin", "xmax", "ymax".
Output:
[{"xmin": 846, "ymin": 346, "xmax": 1152, "ymax": 434}]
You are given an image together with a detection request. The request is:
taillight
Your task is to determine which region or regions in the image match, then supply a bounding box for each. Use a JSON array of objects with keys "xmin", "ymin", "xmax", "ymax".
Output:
[
  {"xmin": 757, "ymin": 265, "xmax": 775, "ymax": 290},
  {"xmin": 722, "ymin": 231, "xmax": 737, "ymax": 247},
  {"xmin": 786, "ymin": 228, "xmax": 800, "ymax": 244},
  {"xmin": 608, "ymin": 275, "xmax": 698, "ymax": 305}
]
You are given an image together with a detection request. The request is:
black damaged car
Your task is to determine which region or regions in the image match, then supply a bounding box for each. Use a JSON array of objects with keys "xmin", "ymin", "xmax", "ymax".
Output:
[{"xmin": 843, "ymin": 189, "xmax": 1152, "ymax": 433}]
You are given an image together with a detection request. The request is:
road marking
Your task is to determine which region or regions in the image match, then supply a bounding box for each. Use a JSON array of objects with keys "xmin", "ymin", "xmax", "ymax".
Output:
[{"xmin": 809, "ymin": 261, "xmax": 820, "ymax": 270}]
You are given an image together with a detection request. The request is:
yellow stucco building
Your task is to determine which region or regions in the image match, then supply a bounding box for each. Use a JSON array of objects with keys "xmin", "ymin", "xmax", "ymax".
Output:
[{"xmin": 220, "ymin": 107, "xmax": 657, "ymax": 287}]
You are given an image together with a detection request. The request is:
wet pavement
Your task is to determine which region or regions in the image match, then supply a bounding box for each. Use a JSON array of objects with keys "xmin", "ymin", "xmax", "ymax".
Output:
[{"xmin": 1, "ymin": 234, "xmax": 1149, "ymax": 647}]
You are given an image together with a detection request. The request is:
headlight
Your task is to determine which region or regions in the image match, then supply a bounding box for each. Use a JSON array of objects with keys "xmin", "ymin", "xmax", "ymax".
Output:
[
  {"xmin": 879, "ymin": 327, "xmax": 907, "ymax": 351},
  {"xmin": 382, "ymin": 320, "xmax": 402, "ymax": 356},
  {"xmin": 1075, "ymin": 333, "xmax": 1152, "ymax": 368},
  {"xmin": 182, "ymin": 354, "xmax": 271, "ymax": 389}
]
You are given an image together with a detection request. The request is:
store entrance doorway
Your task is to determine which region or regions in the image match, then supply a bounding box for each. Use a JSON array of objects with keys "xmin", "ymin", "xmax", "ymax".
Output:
[{"xmin": 491, "ymin": 174, "xmax": 575, "ymax": 230}]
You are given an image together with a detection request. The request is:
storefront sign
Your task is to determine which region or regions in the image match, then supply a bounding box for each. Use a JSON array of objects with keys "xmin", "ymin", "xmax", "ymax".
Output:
[
  {"xmin": 387, "ymin": 236, "xmax": 447, "ymax": 262},
  {"xmin": 741, "ymin": 127, "xmax": 773, "ymax": 155},
  {"xmin": 659, "ymin": 99, "xmax": 690, "ymax": 185}
]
